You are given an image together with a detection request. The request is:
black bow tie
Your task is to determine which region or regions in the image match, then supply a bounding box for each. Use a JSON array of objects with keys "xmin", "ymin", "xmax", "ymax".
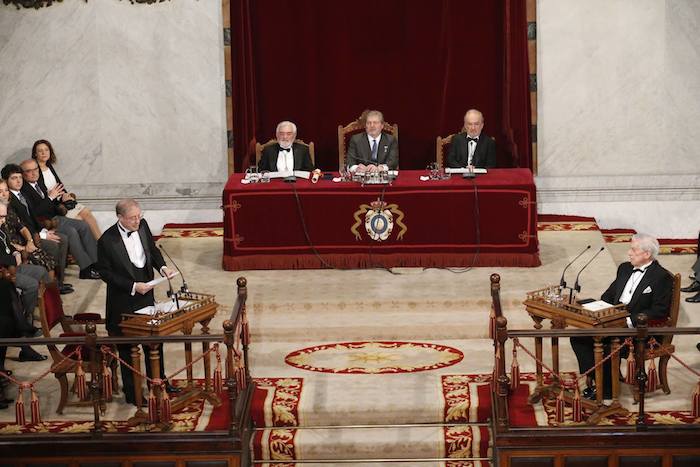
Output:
[
  {"xmin": 467, "ymin": 137, "xmax": 479, "ymax": 143},
  {"xmin": 280, "ymin": 147, "xmax": 291, "ymax": 152},
  {"xmin": 126, "ymin": 230, "xmax": 135, "ymax": 237},
  {"xmin": 632, "ymin": 268, "xmax": 645, "ymax": 273}
]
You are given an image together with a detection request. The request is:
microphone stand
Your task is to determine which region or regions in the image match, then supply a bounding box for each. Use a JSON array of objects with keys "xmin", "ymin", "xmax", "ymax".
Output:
[
  {"xmin": 159, "ymin": 244, "xmax": 189, "ymax": 294},
  {"xmin": 572, "ymin": 247, "xmax": 606, "ymax": 303},
  {"xmin": 559, "ymin": 245, "xmax": 591, "ymax": 303}
]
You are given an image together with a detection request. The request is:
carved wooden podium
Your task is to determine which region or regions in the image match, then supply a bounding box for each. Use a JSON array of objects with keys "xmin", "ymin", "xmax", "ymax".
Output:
[
  {"xmin": 524, "ymin": 285, "xmax": 629, "ymax": 423},
  {"xmin": 119, "ymin": 291, "xmax": 220, "ymax": 423}
]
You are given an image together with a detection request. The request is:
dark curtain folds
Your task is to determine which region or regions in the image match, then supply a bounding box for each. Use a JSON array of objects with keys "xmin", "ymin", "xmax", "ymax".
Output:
[{"xmin": 231, "ymin": 0, "xmax": 531, "ymax": 171}]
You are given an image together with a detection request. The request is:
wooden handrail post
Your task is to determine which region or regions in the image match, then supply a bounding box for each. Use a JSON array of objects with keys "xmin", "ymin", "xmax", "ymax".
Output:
[
  {"xmin": 635, "ymin": 313, "xmax": 649, "ymax": 430},
  {"xmin": 237, "ymin": 277, "xmax": 251, "ymax": 387},
  {"xmin": 85, "ymin": 323, "xmax": 103, "ymax": 436},
  {"xmin": 223, "ymin": 319, "xmax": 237, "ymax": 435},
  {"xmin": 496, "ymin": 316, "xmax": 510, "ymax": 431}
]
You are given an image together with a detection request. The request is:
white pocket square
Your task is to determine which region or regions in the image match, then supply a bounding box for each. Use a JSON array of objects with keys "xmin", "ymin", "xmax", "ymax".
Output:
[{"xmin": 642, "ymin": 286, "xmax": 652, "ymax": 294}]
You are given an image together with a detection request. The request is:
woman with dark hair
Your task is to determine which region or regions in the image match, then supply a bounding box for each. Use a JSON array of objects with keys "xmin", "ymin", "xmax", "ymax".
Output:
[{"xmin": 31, "ymin": 139, "xmax": 101, "ymax": 239}]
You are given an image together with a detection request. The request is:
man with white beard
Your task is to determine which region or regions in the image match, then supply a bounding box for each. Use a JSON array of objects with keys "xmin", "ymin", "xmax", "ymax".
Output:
[{"xmin": 257, "ymin": 121, "xmax": 314, "ymax": 172}]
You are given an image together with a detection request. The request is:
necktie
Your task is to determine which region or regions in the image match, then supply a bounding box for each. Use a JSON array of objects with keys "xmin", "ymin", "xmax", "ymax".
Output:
[
  {"xmin": 126, "ymin": 230, "xmax": 135, "ymax": 237},
  {"xmin": 280, "ymin": 147, "xmax": 291, "ymax": 152},
  {"xmin": 371, "ymin": 139, "xmax": 378, "ymax": 161},
  {"xmin": 632, "ymin": 268, "xmax": 645, "ymax": 273},
  {"xmin": 467, "ymin": 137, "xmax": 479, "ymax": 143},
  {"xmin": 16, "ymin": 192, "xmax": 29, "ymax": 213},
  {"xmin": 33, "ymin": 183, "xmax": 44, "ymax": 198}
]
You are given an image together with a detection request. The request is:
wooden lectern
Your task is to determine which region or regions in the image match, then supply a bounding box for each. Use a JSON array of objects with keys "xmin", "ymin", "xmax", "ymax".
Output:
[
  {"xmin": 119, "ymin": 291, "xmax": 220, "ymax": 423},
  {"xmin": 524, "ymin": 285, "xmax": 629, "ymax": 423}
]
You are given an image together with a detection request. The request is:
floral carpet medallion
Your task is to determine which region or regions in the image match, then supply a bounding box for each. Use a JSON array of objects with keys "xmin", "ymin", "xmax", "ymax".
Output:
[{"xmin": 285, "ymin": 341, "xmax": 464, "ymax": 374}]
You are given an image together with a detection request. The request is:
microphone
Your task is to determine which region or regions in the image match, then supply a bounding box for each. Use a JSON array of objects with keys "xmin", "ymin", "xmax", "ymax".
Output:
[
  {"xmin": 559, "ymin": 245, "xmax": 591, "ymax": 288},
  {"xmin": 164, "ymin": 272, "xmax": 179, "ymax": 310},
  {"xmin": 158, "ymin": 244, "xmax": 189, "ymax": 294},
  {"xmin": 573, "ymin": 247, "xmax": 606, "ymax": 294}
]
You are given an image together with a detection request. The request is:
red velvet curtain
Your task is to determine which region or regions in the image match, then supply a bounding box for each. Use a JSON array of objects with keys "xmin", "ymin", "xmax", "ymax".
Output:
[{"xmin": 231, "ymin": 0, "xmax": 531, "ymax": 171}]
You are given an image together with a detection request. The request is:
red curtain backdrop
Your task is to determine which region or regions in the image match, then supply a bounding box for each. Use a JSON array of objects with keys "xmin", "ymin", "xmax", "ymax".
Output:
[{"xmin": 231, "ymin": 0, "xmax": 531, "ymax": 171}]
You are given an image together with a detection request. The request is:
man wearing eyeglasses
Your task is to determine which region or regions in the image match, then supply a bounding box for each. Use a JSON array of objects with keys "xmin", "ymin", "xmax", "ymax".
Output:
[{"xmin": 96, "ymin": 198, "xmax": 179, "ymax": 406}]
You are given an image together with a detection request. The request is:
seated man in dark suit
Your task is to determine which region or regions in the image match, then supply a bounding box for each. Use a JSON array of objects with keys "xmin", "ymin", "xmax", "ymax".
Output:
[
  {"xmin": 446, "ymin": 109, "xmax": 497, "ymax": 169},
  {"xmin": 257, "ymin": 121, "xmax": 314, "ymax": 173},
  {"xmin": 346, "ymin": 110, "xmax": 398, "ymax": 172},
  {"xmin": 570, "ymin": 234, "xmax": 673, "ymax": 400},
  {"xmin": 19, "ymin": 159, "xmax": 99, "ymax": 280}
]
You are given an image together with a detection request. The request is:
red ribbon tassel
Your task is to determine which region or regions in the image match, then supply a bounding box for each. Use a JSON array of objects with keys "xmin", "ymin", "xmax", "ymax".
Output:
[
  {"xmin": 75, "ymin": 355, "xmax": 87, "ymax": 401},
  {"xmin": 692, "ymin": 382, "xmax": 700, "ymax": 418},
  {"xmin": 15, "ymin": 386, "xmax": 26, "ymax": 426},
  {"xmin": 625, "ymin": 351, "xmax": 636, "ymax": 385},
  {"xmin": 646, "ymin": 359, "xmax": 659, "ymax": 393},
  {"xmin": 555, "ymin": 390, "xmax": 566, "ymax": 424},
  {"xmin": 160, "ymin": 385, "xmax": 171, "ymax": 423},
  {"xmin": 30, "ymin": 388, "xmax": 41, "ymax": 424},
  {"xmin": 102, "ymin": 359, "xmax": 113, "ymax": 401},
  {"xmin": 572, "ymin": 385, "xmax": 583, "ymax": 423},
  {"xmin": 147, "ymin": 386, "xmax": 158, "ymax": 424},
  {"xmin": 510, "ymin": 347, "xmax": 520, "ymax": 390}
]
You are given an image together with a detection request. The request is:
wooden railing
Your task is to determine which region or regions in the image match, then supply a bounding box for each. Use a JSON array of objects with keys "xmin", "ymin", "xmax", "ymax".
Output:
[{"xmin": 0, "ymin": 277, "xmax": 253, "ymax": 467}]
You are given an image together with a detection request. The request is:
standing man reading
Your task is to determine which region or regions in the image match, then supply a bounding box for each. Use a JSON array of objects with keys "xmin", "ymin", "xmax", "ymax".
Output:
[{"xmin": 96, "ymin": 198, "xmax": 179, "ymax": 405}]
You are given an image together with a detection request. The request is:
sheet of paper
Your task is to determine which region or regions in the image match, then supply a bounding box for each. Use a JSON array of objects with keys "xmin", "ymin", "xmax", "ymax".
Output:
[
  {"xmin": 445, "ymin": 167, "xmax": 488, "ymax": 174},
  {"xmin": 582, "ymin": 300, "xmax": 614, "ymax": 312},
  {"xmin": 145, "ymin": 271, "xmax": 180, "ymax": 288},
  {"xmin": 133, "ymin": 299, "xmax": 194, "ymax": 316}
]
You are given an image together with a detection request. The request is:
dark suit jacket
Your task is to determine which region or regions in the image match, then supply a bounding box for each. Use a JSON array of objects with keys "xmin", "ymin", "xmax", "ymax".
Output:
[
  {"xmin": 446, "ymin": 132, "xmax": 496, "ymax": 169},
  {"xmin": 96, "ymin": 220, "xmax": 166, "ymax": 334},
  {"xmin": 8, "ymin": 192, "xmax": 42, "ymax": 235},
  {"xmin": 601, "ymin": 260, "xmax": 673, "ymax": 325},
  {"xmin": 346, "ymin": 132, "xmax": 399, "ymax": 170},
  {"xmin": 258, "ymin": 142, "xmax": 314, "ymax": 172},
  {"xmin": 20, "ymin": 182, "xmax": 61, "ymax": 220}
]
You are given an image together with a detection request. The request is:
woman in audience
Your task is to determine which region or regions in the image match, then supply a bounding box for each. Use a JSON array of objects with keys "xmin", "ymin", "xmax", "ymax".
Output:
[
  {"xmin": 31, "ymin": 139, "xmax": 101, "ymax": 239},
  {"xmin": 0, "ymin": 179, "xmax": 58, "ymax": 285}
]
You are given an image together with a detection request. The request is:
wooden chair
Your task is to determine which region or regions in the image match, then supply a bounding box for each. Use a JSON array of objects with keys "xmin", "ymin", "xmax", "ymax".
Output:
[
  {"xmin": 38, "ymin": 282, "xmax": 118, "ymax": 414},
  {"xmin": 436, "ymin": 133, "xmax": 457, "ymax": 168},
  {"xmin": 254, "ymin": 139, "xmax": 315, "ymax": 167},
  {"xmin": 337, "ymin": 111, "xmax": 398, "ymax": 170}
]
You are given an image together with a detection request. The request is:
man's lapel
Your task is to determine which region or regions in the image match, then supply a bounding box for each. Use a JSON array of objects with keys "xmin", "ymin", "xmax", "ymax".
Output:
[
  {"xmin": 628, "ymin": 262, "xmax": 657, "ymax": 309},
  {"xmin": 113, "ymin": 226, "xmax": 136, "ymax": 280}
]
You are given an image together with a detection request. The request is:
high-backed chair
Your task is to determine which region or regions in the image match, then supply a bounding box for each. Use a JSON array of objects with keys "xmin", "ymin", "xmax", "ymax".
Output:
[
  {"xmin": 337, "ymin": 111, "xmax": 398, "ymax": 171},
  {"xmin": 38, "ymin": 283, "xmax": 118, "ymax": 414},
  {"xmin": 254, "ymin": 139, "xmax": 315, "ymax": 167},
  {"xmin": 646, "ymin": 272, "xmax": 682, "ymax": 394},
  {"xmin": 436, "ymin": 133, "xmax": 457, "ymax": 168}
]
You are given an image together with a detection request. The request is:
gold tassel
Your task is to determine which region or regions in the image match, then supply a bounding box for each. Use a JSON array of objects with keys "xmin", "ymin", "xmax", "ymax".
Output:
[
  {"xmin": 159, "ymin": 385, "xmax": 171, "ymax": 423},
  {"xmin": 572, "ymin": 385, "xmax": 583, "ymax": 422},
  {"xmin": 646, "ymin": 359, "xmax": 659, "ymax": 393},
  {"xmin": 147, "ymin": 385, "xmax": 158, "ymax": 424},
  {"xmin": 555, "ymin": 389, "xmax": 566, "ymax": 424},
  {"xmin": 692, "ymin": 381, "xmax": 700, "ymax": 418},
  {"xmin": 30, "ymin": 387, "xmax": 41, "ymax": 424},
  {"xmin": 625, "ymin": 347, "xmax": 636, "ymax": 385},
  {"xmin": 75, "ymin": 351, "xmax": 87, "ymax": 401},
  {"xmin": 15, "ymin": 386, "xmax": 25, "ymax": 426},
  {"xmin": 102, "ymin": 358, "xmax": 113, "ymax": 401},
  {"xmin": 510, "ymin": 346, "xmax": 520, "ymax": 390},
  {"xmin": 214, "ymin": 347, "xmax": 223, "ymax": 394}
]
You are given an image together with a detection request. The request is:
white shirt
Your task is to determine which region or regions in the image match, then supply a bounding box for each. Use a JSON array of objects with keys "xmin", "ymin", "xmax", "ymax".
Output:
[
  {"xmin": 620, "ymin": 260, "xmax": 653, "ymax": 327},
  {"xmin": 118, "ymin": 222, "xmax": 146, "ymax": 268},
  {"xmin": 42, "ymin": 168, "xmax": 58, "ymax": 191},
  {"xmin": 467, "ymin": 135, "xmax": 479, "ymax": 165},
  {"xmin": 276, "ymin": 147, "xmax": 294, "ymax": 172}
]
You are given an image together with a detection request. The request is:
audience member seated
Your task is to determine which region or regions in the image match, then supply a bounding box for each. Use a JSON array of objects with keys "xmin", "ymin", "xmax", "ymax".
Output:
[
  {"xmin": 18, "ymin": 159, "xmax": 100, "ymax": 280},
  {"xmin": 346, "ymin": 110, "xmax": 398, "ymax": 172},
  {"xmin": 446, "ymin": 109, "xmax": 497, "ymax": 169},
  {"xmin": 0, "ymin": 199, "xmax": 48, "ymax": 363},
  {"xmin": 681, "ymin": 231, "xmax": 700, "ymax": 303},
  {"xmin": 0, "ymin": 179, "xmax": 65, "ymax": 292},
  {"xmin": 0, "ymin": 276, "xmax": 21, "ymax": 409},
  {"xmin": 257, "ymin": 121, "xmax": 315, "ymax": 172},
  {"xmin": 2, "ymin": 165, "xmax": 72, "ymax": 292},
  {"xmin": 570, "ymin": 234, "xmax": 672, "ymax": 400},
  {"xmin": 32, "ymin": 139, "xmax": 101, "ymax": 240}
]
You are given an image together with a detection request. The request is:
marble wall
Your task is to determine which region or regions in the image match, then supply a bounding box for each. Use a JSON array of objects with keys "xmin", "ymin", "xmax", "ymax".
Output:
[
  {"xmin": 0, "ymin": 1, "xmax": 227, "ymax": 232},
  {"xmin": 537, "ymin": 0, "xmax": 700, "ymax": 238}
]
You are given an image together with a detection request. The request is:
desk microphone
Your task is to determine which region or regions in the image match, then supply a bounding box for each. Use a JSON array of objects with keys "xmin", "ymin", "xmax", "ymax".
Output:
[
  {"xmin": 559, "ymin": 245, "xmax": 591, "ymax": 289},
  {"xmin": 158, "ymin": 244, "xmax": 189, "ymax": 294},
  {"xmin": 573, "ymin": 246, "xmax": 606, "ymax": 294}
]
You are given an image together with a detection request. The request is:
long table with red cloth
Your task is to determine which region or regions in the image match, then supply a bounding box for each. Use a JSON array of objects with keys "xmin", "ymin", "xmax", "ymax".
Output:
[{"xmin": 222, "ymin": 169, "xmax": 539, "ymax": 270}]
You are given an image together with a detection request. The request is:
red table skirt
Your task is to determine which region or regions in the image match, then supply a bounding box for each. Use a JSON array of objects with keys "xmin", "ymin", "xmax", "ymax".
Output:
[{"xmin": 222, "ymin": 169, "xmax": 540, "ymax": 270}]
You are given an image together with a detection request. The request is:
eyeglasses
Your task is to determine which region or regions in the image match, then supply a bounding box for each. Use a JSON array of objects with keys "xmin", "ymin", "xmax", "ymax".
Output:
[{"xmin": 22, "ymin": 167, "xmax": 39, "ymax": 173}]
